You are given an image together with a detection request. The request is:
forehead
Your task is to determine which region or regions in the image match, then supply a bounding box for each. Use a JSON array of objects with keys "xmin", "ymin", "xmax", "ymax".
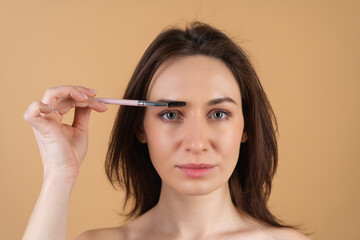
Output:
[{"xmin": 147, "ymin": 55, "xmax": 241, "ymax": 102}]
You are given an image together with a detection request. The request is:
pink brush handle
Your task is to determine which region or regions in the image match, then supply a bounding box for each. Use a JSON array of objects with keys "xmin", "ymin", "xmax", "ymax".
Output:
[{"xmin": 96, "ymin": 98, "xmax": 139, "ymax": 106}]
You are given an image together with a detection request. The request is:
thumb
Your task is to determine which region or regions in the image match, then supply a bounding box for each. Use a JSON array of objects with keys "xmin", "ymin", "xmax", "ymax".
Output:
[{"xmin": 24, "ymin": 101, "xmax": 58, "ymax": 132}]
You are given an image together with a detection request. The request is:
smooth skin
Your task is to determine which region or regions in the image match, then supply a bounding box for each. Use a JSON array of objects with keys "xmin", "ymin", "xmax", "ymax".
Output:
[
  {"xmin": 22, "ymin": 86, "xmax": 108, "ymax": 240},
  {"xmin": 23, "ymin": 56, "xmax": 310, "ymax": 240}
]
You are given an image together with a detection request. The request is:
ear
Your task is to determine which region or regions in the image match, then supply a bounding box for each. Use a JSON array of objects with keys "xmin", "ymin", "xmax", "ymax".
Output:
[
  {"xmin": 241, "ymin": 131, "xmax": 248, "ymax": 143},
  {"xmin": 135, "ymin": 125, "xmax": 147, "ymax": 143}
]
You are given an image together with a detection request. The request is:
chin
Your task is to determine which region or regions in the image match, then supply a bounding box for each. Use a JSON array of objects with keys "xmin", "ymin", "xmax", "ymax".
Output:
[{"xmin": 168, "ymin": 178, "xmax": 226, "ymax": 196}]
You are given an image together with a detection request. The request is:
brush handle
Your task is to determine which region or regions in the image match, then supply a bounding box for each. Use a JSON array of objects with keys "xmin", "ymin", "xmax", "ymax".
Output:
[
  {"xmin": 96, "ymin": 98, "xmax": 139, "ymax": 106},
  {"xmin": 95, "ymin": 98, "xmax": 168, "ymax": 107}
]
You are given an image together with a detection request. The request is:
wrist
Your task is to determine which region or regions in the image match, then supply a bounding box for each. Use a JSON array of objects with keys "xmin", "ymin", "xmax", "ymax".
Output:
[
  {"xmin": 42, "ymin": 171, "xmax": 77, "ymax": 191},
  {"xmin": 43, "ymin": 162, "xmax": 79, "ymax": 182}
]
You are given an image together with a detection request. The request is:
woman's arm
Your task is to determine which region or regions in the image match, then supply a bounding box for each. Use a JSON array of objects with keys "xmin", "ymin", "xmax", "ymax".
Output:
[
  {"xmin": 22, "ymin": 174, "xmax": 75, "ymax": 240},
  {"xmin": 22, "ymin": 86, "xmax": 108, "ymax": 240}
]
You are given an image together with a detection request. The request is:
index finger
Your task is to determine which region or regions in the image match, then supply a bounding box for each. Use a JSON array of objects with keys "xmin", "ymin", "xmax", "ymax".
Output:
[{"xmin": 41, "ymin": 86, "xmax": 96, "ymax": 107}]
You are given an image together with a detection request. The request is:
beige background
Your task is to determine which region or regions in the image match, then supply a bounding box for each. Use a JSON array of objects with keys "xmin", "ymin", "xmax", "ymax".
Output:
[{"xmin": 1, "ymin": 0, "xmax": 359, "ymax": 239}]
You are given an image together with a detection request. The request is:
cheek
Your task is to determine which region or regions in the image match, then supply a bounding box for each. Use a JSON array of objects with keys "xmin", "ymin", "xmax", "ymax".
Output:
[
  {"xmin": 212, "ymin": 121, "xmax": 244, "ymax": 167},
  {"xmin": 146, "ymin": 130, "xmax": 172, "ymax": 160},
  {"xmin": 223, "ymin": 129, "xmax": 242, "ymax": 152},
  {"xmin": 143, "ymin": 118, "xmax": 179, "ymax": 167},
  {"xmin": 214, "ymin": 119, "xmax": 243, "ymax": 148}
]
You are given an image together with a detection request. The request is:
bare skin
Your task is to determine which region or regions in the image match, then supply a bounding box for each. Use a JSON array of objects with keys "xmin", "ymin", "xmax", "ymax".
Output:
[
  {"xmin": 77, "ymin": 221, "xmax": 308, "ymax": 240},
  {"xmin": 23, "ymin": 57, "xmax": 310, "ymax": 240},
  {"xmin": 22, "ymin": 86, "xmax": 109, "ymax": 240}
]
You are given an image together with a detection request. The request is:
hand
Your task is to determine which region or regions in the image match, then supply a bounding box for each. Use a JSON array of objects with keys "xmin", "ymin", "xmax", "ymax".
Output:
[{"xmin": 24, "ymin": 86, "xmax": 108, "ymax": 182}]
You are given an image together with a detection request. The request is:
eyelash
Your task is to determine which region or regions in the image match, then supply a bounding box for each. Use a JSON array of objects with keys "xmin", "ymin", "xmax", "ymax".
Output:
[{"xmin": 157, "ymin": 109, "xmax": 232, "ymax": 122}]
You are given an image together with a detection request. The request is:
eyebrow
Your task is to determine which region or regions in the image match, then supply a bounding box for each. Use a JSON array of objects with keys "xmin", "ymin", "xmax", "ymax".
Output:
[
  {"xmin": 156, "ymin": 97, "xmax": 238, "ymax": 106},
  {"xmin": 207, "ymin": 97, "xmax": 237, "ymax": 106}
]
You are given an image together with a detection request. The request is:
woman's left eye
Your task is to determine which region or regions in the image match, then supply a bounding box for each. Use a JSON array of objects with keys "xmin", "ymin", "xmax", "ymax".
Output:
[{"xmin": 209, "ymin": 110, "xmax": 230, "ymax": 120}]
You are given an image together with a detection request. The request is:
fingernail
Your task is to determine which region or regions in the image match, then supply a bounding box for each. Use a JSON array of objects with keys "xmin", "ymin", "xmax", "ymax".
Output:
[
  {"xmin": 46, "ymin": 104, "xmax": 55, "ymax": 111},
  {"xmin": 87, "ymin": 88, "xmax": 97, "ymax": 94},
  {"xmin": 46, "ymin": 104, "xmax": 60, "ymax": 114},
  {"xmin": 100, "ymin": 102, "xmax": 109, "ymax": 109},
  {"xmin": 80, "ymin": 91, "xmax": 89, "ymax": 100}
]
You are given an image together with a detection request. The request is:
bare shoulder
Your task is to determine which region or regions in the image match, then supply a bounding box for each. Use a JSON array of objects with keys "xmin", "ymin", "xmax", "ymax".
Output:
[
  {"xmin": 75, "ymin": 210, "xmax": 154, "ymax": 240},
  {"xmin": 267, "ymin": 227, "xmax": 311, "ymax": 240},
  {"xmin": 227, "ymin": 216, "xmax": 311, "ymax": 240},
  {"xmin": 74, "ymin": 225, "xmax": 128, "ymax": 240},
  {"xmin": 234, "ymin": 215, "xmax": 311, "ymax": 240}
]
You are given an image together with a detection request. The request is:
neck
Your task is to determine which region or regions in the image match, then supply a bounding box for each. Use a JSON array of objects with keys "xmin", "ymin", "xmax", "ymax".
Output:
[{"xmin": 149, "ymin": 182, "xmax": 248, "ymax": 238}]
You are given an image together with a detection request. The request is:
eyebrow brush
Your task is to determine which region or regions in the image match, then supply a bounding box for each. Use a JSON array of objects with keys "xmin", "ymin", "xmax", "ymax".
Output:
[{"xmin": 96, "ymin": 98, "xmax": 186, "ymax": 108}]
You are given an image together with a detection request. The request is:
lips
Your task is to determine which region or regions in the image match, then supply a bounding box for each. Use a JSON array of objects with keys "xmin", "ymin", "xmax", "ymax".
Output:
[{"xmin": 176, "ymin": 163, "xmax": 216, "ymax": 178}]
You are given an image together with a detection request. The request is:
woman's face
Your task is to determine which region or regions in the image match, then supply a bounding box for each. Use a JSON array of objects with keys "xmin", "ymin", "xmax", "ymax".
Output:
[{"xmin": 141, "ymin": 55, "xmax": 245, "ymax": 196}]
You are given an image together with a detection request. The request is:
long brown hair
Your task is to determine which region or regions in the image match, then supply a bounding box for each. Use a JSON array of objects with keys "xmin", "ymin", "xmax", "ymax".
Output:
[{"xmin": 106, "ymin": 21, "xmax": 294, "ymax": 228}]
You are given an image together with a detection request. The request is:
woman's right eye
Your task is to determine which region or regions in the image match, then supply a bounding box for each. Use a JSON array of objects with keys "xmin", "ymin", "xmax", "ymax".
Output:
[{"xmin": 158, "ymin": 111, "xmax": 183, "ymax": 122}]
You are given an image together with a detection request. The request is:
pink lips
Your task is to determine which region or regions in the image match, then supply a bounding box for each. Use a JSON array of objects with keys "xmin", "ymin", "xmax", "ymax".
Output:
[{"xmin": 176, "ymin": 163, "xmax": 216, "ymax": 178}]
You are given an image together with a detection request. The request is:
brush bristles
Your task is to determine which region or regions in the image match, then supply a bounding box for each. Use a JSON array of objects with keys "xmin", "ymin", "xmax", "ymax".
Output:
[{"xmin": 167, "ymin": 101, "xmax": 187, "ymax": 108}]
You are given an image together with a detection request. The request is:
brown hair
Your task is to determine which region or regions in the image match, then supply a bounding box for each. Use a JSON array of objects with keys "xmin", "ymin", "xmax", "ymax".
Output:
[{"xmin": 106, "ymin": 21, "xmax": 294, "ymax": 229}]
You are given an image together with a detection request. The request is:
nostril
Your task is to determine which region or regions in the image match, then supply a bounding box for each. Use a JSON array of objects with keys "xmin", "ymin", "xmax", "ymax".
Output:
[
  {"xmin": 185, "ymin": 148, "xmax": 207, "ymax": 153},
  {"xmin": 184, "ymin": 142, "xmax": 208, "ymax": 154}
]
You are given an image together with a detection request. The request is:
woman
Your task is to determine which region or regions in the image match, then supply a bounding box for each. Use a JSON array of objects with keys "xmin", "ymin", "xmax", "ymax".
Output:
[{"xmin": 23, "ymin": 22, "xmax": 310, "ymax": 239}]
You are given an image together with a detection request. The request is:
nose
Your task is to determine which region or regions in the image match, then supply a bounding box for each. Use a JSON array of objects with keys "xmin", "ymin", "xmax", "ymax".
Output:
[{"xmin": 183, "ymin": 114, "xmax": 209, "ymax": 154}]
